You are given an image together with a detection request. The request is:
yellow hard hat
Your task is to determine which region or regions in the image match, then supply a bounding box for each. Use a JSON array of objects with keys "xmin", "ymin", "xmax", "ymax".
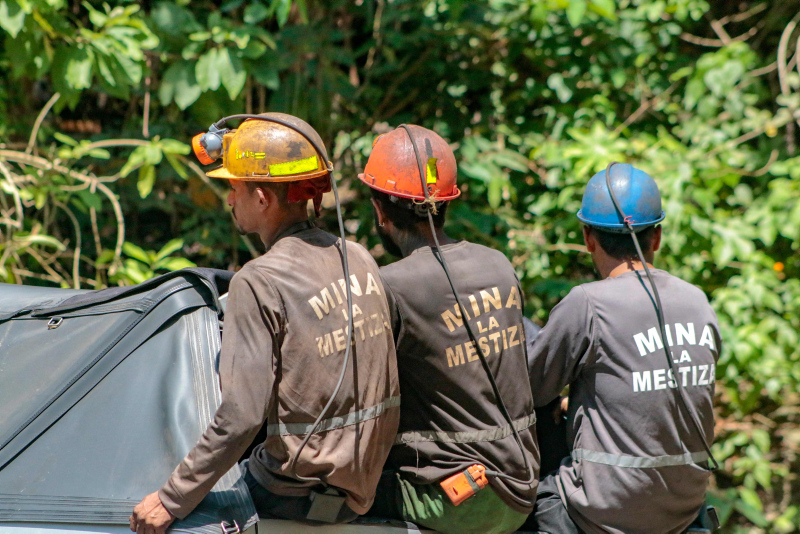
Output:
[{"xmin": 202, "ymin": 112, "xmax": 331, "ymax": 181}]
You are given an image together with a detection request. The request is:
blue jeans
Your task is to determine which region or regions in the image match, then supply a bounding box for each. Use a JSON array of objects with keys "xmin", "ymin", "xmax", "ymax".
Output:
[{"xmin": 240, "ymin": 459, "xmax": 358, "ymax": 524}]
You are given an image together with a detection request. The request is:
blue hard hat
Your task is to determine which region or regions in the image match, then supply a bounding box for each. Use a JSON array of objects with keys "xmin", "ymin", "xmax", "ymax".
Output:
[{"xmin": 576, "ymin": 163, "xmax": 665, "ymax": 232}]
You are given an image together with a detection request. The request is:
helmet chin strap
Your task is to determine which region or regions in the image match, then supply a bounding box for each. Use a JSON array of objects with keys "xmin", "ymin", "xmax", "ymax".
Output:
[
  {"xmin": 196, "ymin": 114, "xmax": 352, "ymax": 484},
  {"xmin": 397, "ymin": 124, "xmax": 535, "ymax": 488},
  {"xmin": 604, "ymin": 161, "xmax": 718, "ymax": 471}
]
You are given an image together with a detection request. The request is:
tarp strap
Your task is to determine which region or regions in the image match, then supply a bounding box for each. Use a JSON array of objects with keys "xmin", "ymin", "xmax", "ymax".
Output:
[
  {"xmin": 395, "ymin": 413, "xmax": 536, "ymax": 445},
  {"xmin": 571, "ymin": 448, "xmax": 710, "ymax": 468},
  {"xmin": 266, "ymin": 396, "xmax": 401, "ymax": 436}
]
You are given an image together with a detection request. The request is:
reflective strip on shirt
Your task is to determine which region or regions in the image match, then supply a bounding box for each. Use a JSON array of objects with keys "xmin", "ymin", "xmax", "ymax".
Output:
[
  {"xmin": 266, "ymin": 396, "xmax": 401, "ymax": 436},
  {"xmin": 395, "ymin": 413, "xmax": 536, "ymax": 445},
  {"xmin": 571, "ymin": 448, "xmax": 710, "ymax": 468}
]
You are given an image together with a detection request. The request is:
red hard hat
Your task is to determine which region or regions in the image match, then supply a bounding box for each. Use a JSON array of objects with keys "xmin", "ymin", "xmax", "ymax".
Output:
[{"xmin": 358, "ymin": 125, "xmax": 460, "ymax": 201}]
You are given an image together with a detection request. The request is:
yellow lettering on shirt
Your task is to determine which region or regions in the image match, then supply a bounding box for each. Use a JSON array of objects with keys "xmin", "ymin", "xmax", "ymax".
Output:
[
  {"xmin": 446, "ymin": 345, "xmax": 465, "ymax": 367},
  {"xmin": 309, "ymin": 288, "xmax": 337, "ymax": 320},
  {"xmin": 478, "ymin": 336, "xmax": 490, "ymax": 357},
  {"xmin": 316, "ymin": 333, "xmax": 334, "ymax": 357},
  {"xmin": 508, "ymin": 325, "xmax": 519, "ymax": 347},
  {"xmin": 506, "ymin": 287, "xmax": 522, "ymax": 309},
  {"xmin": 465, "ymin": 341, "xmax": 479, "ymax": 362},
  {"xmin": 480, "ymin": 287, "xmax": 502, "ymax": 313},
  {"xmin": 365, "ymin": 273, "xmax": 381, "ymax": 295},
  {"xmin": 333, "ymin": 328, "xmax": 347, "ymax": 351},
  {"xmin": 441, "ymin": 304, "xmax": 467, "ymax": 332}
]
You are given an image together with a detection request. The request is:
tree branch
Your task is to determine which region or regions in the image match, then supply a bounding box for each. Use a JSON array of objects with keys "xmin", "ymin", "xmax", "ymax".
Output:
[
  {"xmin": 26, "ymin": 93, "xmax": 61, "ymax": 155},
  {"xmin": 0, "ymin": 160, "xmax": 23, "ymax": 230},
  {"xmin": 54, "ymin": 200, "xmax": 82, "ymax": 289}
]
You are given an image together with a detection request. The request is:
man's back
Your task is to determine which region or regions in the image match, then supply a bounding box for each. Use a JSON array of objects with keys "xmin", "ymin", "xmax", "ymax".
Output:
[
  {"xmin": 380, "ymin": 240, "xmax": 538, "ymax": 514},
  {"xmin": 231, "ymin": 225, "xmax": 400, "ymax": 514},
  {"xmin": 529, "ymin": 269, "xmax": 720, "ymax": 534}
]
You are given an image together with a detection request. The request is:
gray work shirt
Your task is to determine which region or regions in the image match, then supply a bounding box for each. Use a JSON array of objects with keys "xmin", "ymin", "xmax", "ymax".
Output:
[
  {"xmin": 159, "ymin": 224, "xmax": 400, "ymax": 518},
  {"xmin": 529, "ymin": 269, "xmax": 721, "ymax": 534}
]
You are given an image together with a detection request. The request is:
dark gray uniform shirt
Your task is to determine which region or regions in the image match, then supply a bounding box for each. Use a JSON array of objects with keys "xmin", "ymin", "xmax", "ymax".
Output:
[
  {"xmin": 529, "ymin": 269, "xmax": 720, "ymax": 534},
  {"xmin": 381, "ymin": 241, "xmax": 539, "ymax": 514}
]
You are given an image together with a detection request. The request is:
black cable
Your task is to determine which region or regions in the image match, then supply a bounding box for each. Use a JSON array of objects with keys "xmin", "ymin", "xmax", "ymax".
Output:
[
  {"xmin": 398, "ymin": 125, "xmax": 535, "ymax": 487},
  {"xmin": 603, "ymin": 161, "xmax": 718, "ymax": 471},
  {"xmin": 214, "ymin": 114, "xmax": 332, "ymax": 164},
  {"xmin": 213, "ymin": 114, "xmax": 354, "ymax": 483}
]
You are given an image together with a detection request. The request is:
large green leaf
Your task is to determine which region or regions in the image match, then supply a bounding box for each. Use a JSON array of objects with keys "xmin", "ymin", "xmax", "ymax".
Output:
[
  {"xmin": 217, "ymin": 48, "xmax": 246, "ymax": 99},
  {"xmin": 122, "ymin": 242, "xmax": 151, "ymax": 264},
  {"xmin": 195, "ymin": 48, "xmax": 221, "ymax": 91},
  {"xmin": 137, "ymin": 164, "xmax": 156, "ymax": 199},
  {"xmin": 65, "ymin": 47, "xmax": 94, "ymax": 90},
  {"xmin": 244, "ymin": 2, "xmax": 268, "ymax": 24},
  {"xmin": 0, "ymin": 0, "xmax": 26, "ymax": 38},
  {"xmin": 159, "ymin": 61, "xmax": 201, "ymax": 109},
  {"xmin": 154, "ymin": 238, "xmax": 185, "ymax": 262},
  {"xmin": 566, "ymin": 0, "xmax": 587, "ymax": 27}
]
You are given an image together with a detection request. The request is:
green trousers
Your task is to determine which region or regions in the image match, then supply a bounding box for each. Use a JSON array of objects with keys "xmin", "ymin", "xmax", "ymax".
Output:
[{"xmin": 372, "ymin": 471, "xmax": 528, "ymax": 534}]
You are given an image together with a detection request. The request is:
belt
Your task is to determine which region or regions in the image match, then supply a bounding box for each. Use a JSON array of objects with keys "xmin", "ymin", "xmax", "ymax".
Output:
[
  {"xmin": 571, "ymin": 448, "xmax": 710, "ymax": 468},
  {"xmin": 395, "ymin": 413, "xmax": 536, "ymax": 445},
  {"xmin": 266, "ymin": 396, "xmax": 400, "ymax": 436}
]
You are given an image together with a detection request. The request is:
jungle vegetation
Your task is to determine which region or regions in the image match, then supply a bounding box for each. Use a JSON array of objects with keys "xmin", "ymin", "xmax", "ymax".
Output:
[{"xmin": 0, "ymin": 0, "xmax": 798, "ymax": 530}]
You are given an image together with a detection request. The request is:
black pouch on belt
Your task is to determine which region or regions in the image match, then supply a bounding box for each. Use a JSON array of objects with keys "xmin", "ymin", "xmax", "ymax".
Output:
[{"xmin": 306, "ymin": 487, "xmax": 347, "ymax": 523}]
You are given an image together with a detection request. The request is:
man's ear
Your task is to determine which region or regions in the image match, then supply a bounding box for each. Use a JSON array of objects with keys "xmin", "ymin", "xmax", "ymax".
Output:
[
  {"xmin": 651, "ymin": 225, "xmax": 662, "ymax": 252},
  {"xmin": 254, "ymin": 185, "xmax": 272, "ymax": 212},
  {"xmin": 371, "ymin": 198, "xmax": 387, "ymax": 227},
  {"xmin": 582, "ymin": 226, "xmax": 596, "ymax": 253}
]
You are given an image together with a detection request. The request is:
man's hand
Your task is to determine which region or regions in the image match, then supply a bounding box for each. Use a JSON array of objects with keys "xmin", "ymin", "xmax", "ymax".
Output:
[
  {"xmin": 130, "ymin": 492, "xmax": 174, "ymax": 534},
  {"xmin": 552, "ymin": 396, "xmax": 569, "ymax": 424}
]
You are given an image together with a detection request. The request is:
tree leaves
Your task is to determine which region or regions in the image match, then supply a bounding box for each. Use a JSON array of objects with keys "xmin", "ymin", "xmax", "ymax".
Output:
[
  {"xmin": 0, "ymin": 0, "xmax": 26, "ymax": 38},
  {"xmin": 159, "ymin": 61, "xmax": 202, "ymax": 109},
  {"xmin": 217, "ymin": 47, "xmax": 246, "ymax": 99},
  {"xmin": 65, "ymin": 48, "xmax": 94, "ymax": 90},
  {"xmin": 137, "ymin": 164, "xmax": 156, "ymax": 198},
  {"xmin": 51, "ymin": 46, "xmax": 94, "ymax": 97},
  {"xmin": 196, "ymin": 48, "xmax": 222, "ymax": 91},
  {"xmin": 566, "ymin": 0, "xmax": 587, "ymax": 27}
]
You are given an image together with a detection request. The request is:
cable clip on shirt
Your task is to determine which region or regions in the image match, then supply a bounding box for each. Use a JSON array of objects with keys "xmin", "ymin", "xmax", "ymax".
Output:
[{"xmin": 439, "ymin": 464, "xmax": 488, "ymax": 506}]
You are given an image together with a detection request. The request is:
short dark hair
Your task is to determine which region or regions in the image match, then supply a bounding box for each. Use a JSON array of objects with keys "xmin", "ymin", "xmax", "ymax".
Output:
[
  {"xmin": 371, "ymin": 190, "xmax": 448, "ymax": 231},
  {"xmin": 245, "ymin": 180, "xmax": 289, "ymax": 203},
  {"xmin": 589, "ymin": 225, "xmax": 658, "ymax": 260}
]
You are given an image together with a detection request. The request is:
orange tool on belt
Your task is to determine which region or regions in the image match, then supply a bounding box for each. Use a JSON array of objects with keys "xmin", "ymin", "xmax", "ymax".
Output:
[{"xmin": 440, "ymin": 464, "xmax": 488, "ymax": 506}]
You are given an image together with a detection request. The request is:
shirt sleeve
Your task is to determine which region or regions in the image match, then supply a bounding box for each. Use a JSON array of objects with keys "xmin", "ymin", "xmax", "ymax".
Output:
[
  {"xmin": 528, "ymin": 286, "xmax": 596, "ymax": 407},
  {"xmin": 158, "ymin": 267, "xmax": 280, "ymax": 519},
  {"xmin": 379, "ymin": 272, "xmax": 402, "ymax": 346}
]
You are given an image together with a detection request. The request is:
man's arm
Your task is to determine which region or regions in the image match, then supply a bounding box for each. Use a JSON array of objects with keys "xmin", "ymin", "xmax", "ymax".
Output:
[
  {"xmin": 132, "ymin": 268, "xmax": 279, "ymax": 530},
  {"xmin": 379, "ymin": 271, "xmax": 402, "ymax": 345},
  {"xmin": 528, "ymin": 286, "xmax": 596, "ymax": 407}
]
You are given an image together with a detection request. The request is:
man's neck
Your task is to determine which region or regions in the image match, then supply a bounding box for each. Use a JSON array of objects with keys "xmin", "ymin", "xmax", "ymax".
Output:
[
  {"xmin": 259, "ymin": 211, "xmax": 309, "ymax": 249},
  {"xmin": 606, "ymin": 259, "xmax": 655, "ymax": 279},
  {"xmin": 397, "ymin": 226, "xmax": 456, "ymax": 258}
]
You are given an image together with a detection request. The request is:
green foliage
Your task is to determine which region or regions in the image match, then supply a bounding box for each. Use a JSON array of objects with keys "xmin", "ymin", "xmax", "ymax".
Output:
[
  {"xmin": 112, "ymin": 239, "xmax": 195, "ymax": 285},
  {"xmin": 1, "ymin": 0, "xmax": 799, "ymax": 530}
]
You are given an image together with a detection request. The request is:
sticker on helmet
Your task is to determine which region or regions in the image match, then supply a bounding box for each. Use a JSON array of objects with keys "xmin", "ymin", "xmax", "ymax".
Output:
[
  {"xmin": 426, "ymin": 158, "xmax": 438, "ymax": 184},
  {"xmin": 235, "ymin": 150, "xmax": 266, "ymax": 160},
  {"xmin": 269, "ymin": 155, "xmax": 319, "ymax": 176}
]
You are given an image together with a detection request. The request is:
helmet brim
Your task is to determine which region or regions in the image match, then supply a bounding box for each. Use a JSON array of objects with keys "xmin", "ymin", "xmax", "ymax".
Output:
[
  {"xmin": 357, "ymin": 173, "xmax": 461, "ymax": 202},
  {"xmin": 577, "ymin": 210, "xmax": 665, "ymax": 233},
  {"xmin": 207, "ymin": 165, "xmax": 330, "ymax": 182}
]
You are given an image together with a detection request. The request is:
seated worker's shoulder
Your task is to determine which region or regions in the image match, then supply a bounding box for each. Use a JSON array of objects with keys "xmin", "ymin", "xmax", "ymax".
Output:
[
  {"xmin": 580, "ymin": 268, "xmax": 711, "ymax": 306},
  {"xmin": 379, "ymin": 240, "xmax": 515, "ymax": 281},
  {"xmin": 663, "ymin": 271, "xmax": 712, "ymax": 303},
  {"xmin": 461, "ymin": 240, "xmax": 519, "ymax": 269}
]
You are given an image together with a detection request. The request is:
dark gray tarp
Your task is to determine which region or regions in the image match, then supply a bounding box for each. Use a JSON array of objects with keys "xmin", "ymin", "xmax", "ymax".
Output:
[{"xmin": 0, "ymin": 269, "xmax": 257, "ymax": 534}]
